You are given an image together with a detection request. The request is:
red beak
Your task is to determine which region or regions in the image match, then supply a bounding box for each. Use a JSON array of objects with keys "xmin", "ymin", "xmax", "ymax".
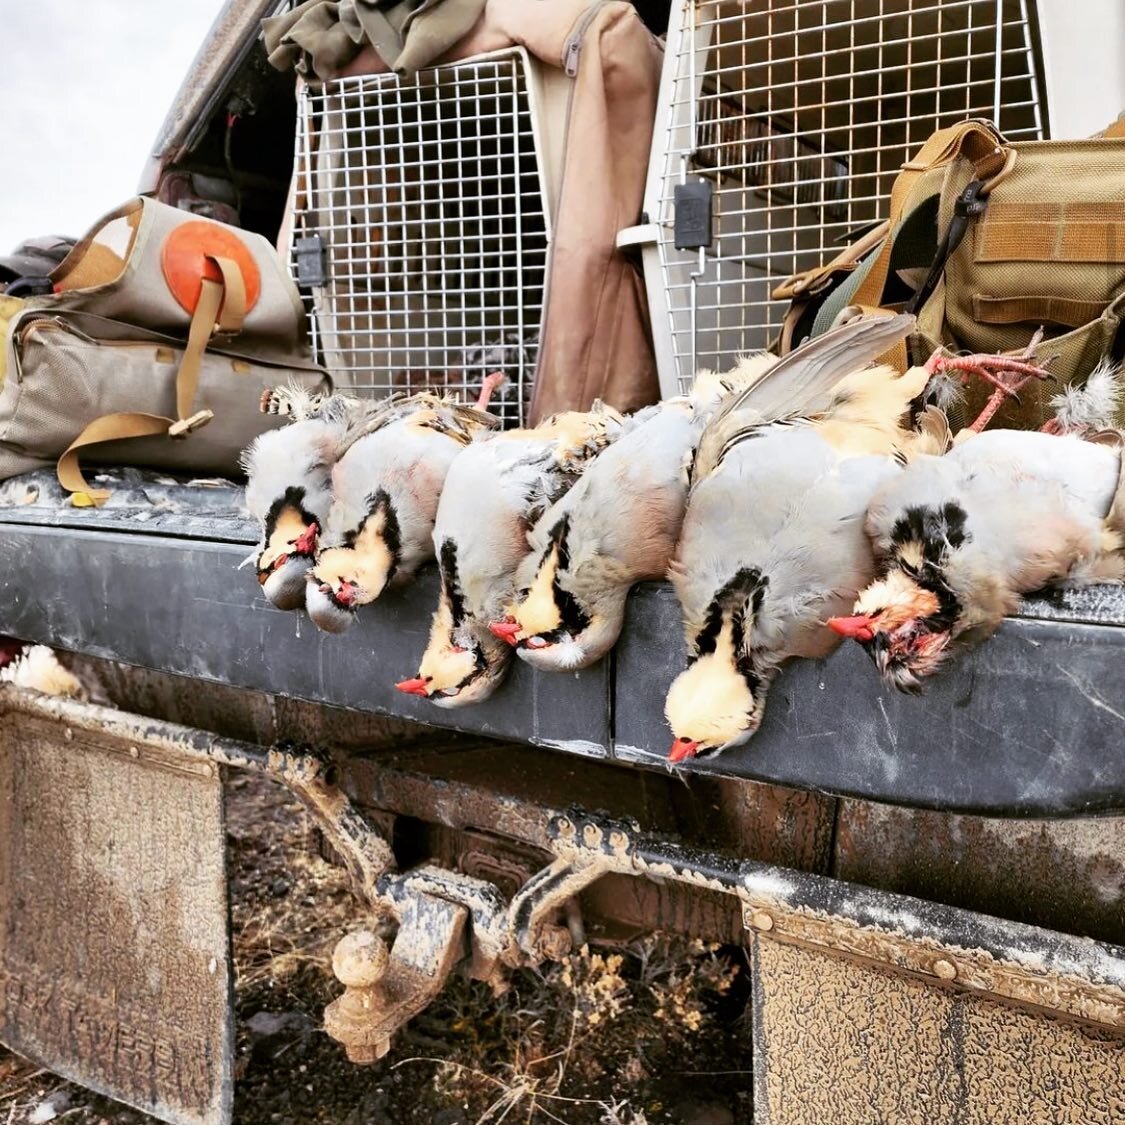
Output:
[
  {"xmin": 489, "ymin": 621, "xmax": 521, "ymax": 646},
  {"xmin": 334, "ymin": 579, "xmax": 359, "ymax": 607},
  {"xmin": 827, "ymin": 614, "xmax": 875, "ymax": 642},
  {"xmin": 668, "ymin": 737, "xmax": 700, "ymax": 763},
  {"xmin": 291, "ymin": 522, "xmax": 319, "ymax": 556},
  {"xmin": 395, "ymin": 677, "xmax": 430, "ymax": 696}
]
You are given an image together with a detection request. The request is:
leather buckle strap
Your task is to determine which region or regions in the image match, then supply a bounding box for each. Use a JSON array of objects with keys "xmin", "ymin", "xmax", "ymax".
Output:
[
  {"xmin": 57, "ymin": 412, "xmax": 181, "ymax": 504},
  {"xmin": 55, "ymin": 252, "xmax": 238, "ymax": 503},
  {"xmin": 175, "ymin": 275, "xmax": 224, "ymax": 422},
  {"xmin": 772, "ymin": 265, "xmax": 848, "ymax": 301},
  {"xmin": 851, "ymin": 121, "xmax": 1009, "ymax": 314},
  {"xmin": 168, "ymin": 409, "xmax": 215, "ymax": 437}
]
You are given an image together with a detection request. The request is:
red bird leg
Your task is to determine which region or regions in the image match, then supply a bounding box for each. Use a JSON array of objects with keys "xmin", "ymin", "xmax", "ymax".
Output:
[
  {"xmin": 923, "ymin": 334, "xmax": 1053, "ymax": 433},
  {"xmin": 475, "ymin": 371, "xmax": 507, "ymax": 411},
  {"xmin": 962, "ymin": 374, "xmax": 1042, "ymax": 433}
]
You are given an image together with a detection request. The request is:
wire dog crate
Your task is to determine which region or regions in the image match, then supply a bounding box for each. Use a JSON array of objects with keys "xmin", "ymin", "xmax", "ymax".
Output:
[
  {"xmin": 291, "ymin": 50, "xmax": 564, "ymax": 427},
  {"xmin": 635, "ymin": 0, "xmax": 1048, "ymax": 395}
]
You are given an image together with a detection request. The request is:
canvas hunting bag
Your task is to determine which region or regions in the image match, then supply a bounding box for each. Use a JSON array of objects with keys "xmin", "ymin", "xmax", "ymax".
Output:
[
  {"xmin": 774, "ymin": 118, "xmax": 1125, "ymax": 429},
  {"xmin": 0, "ymin": 197, "xmax": 329, "ymax": 501}
]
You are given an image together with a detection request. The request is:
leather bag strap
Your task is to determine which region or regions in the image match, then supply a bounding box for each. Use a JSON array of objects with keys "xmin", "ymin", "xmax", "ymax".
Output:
[
  {"xmin": 55, "ymin": 252, "xmax": 241, "ymax": 503},
  {"xmin": 851, "ymin": 120, "xmax": 1010, "ymax": 312}
]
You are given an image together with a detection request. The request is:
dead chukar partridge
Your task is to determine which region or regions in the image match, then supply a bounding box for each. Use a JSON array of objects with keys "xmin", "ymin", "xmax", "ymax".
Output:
[
  {"xmin": 664, "ymin": 314, "xmax": 939, "ymax": 764},
  {"xmin": 304, "ymin": 377, "xmax": 503, "ymax": 634},
  {"xmin": 488, "ymin": 355, "xmax": 778, "ymax": 671},
  {"xmin": 395, "ymin": 403, "xmax": 625, "ymax": 707},
  {"xmin": 241, "ymin": 384, "xmax": 367, "ymax": 610},
  {"xmin": 828, "ymin": 364, "xmax": 1124, "ymax": 691}
]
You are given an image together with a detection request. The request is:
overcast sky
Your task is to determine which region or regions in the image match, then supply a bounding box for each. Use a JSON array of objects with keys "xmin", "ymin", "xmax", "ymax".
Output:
[{"xmin": 1, "ymin": 0, "xmax": 230, "ymax": 253}]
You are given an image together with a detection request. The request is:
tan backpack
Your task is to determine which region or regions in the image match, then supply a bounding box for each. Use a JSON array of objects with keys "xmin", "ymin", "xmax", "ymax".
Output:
[
  {"xmin": 774, "ymin": 118, "xmax": 1125, "ymax": 430},
  {"xmin": 0, "ymin": 198, "xmax": 329, "ymax": 502}
]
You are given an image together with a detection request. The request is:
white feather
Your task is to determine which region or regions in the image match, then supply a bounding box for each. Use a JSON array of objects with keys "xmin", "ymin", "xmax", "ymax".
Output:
[{"xmin": 1048, "ymin": 361, "xmax": 1122, "ymax": 433}]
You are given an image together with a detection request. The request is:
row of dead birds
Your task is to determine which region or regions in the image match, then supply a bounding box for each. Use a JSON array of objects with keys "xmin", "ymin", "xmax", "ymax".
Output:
[{"xmin": 242, "ymin": 314, "xmax": 1125, "ymax": 764}]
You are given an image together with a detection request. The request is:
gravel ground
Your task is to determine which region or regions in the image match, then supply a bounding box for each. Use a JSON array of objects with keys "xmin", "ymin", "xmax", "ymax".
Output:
[{"xmin": 0, "ymin": 772, "xmax": 753, "ymax": 1124}]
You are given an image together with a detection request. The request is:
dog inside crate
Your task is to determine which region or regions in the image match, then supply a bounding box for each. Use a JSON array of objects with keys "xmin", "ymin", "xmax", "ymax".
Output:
[{"xmin": 293, "ymin": 53, "xmax": 550, "ymax": 428}]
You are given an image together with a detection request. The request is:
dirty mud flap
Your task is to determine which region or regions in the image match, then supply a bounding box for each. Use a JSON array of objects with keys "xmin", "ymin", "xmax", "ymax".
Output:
[
  {"xmin": 0, "ymin": 692, "xmax": 233, "ymax": 1125},
  {"xmin": 742, "ymin": 870, "xmax": 1125, "ymax": 1124}
]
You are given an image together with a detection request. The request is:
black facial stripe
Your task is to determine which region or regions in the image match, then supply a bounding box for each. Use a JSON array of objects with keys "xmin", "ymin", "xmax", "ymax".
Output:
[
  {"xmin": 439, "ymin": 539, "xmax": 468, "ymax": 627},
  {"xmin": 525, "ymin": 514, "xmax": 591, "ymax": 639},
  {"xmin": 546, "ymin": 515, "xmax": 572, "ymax": 571},
  {"xmin": 261, "ymin": 486, "xmax": 318, "ymax": 569},
  {"xmin": 734, "ymin": 650, "xmax": 762, "ymax": 697},
  {"xmin": 887, "ymin": 501, "xmax": 970, "ymax": 628},
  {"xmin": 890, "ymin": 502, "xmax": 970, "ymax": 566},
  {"xmin": 692, "ymin": 567, "xmax": 765, "ymax": 660},
  {"xmin": 554, "ymin": 586, "xmax": 591, "ymax": 637},
  {"xmin": 343, "ymin": 489, "xmax": 402, "ymax": 584},
  {"xmin": 549, "ymin": 517, "xmax": 591, "ymax": 634},
  {"xmin": 927, "ymin": 583, "xmax": 962, "ymax": 628},
  {"xmin": 727, "ymin": 601, "xmax": 765, "ymax": 699}
]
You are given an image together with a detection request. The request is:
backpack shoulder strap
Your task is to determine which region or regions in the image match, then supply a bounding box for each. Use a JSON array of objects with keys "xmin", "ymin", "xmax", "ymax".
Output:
[{"xmin": 850, "ymin": 120, "xmax": 1010, "ymax": 311}]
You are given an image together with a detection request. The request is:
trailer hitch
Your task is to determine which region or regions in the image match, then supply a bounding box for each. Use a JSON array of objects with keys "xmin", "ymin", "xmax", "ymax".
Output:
[
  {"xmin": 7, "ymin": 689, "xmax": 1123, "ymax": 1096},
  {"xmin": 325, "ymin": 893, "xmax": 467, "ymax": 1064}
]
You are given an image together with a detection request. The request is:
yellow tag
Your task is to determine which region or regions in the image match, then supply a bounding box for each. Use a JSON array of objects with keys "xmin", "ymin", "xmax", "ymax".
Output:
[{"xmin": 70, "ymin": 491, "xmax": 96, "ymax": 508}]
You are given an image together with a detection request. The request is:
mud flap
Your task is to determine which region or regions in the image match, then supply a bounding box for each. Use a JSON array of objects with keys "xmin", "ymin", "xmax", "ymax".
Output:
[
  {"xmin": 743, "ymin": 873, "xmax": 1125, "ymax": 1123},
  {"xmin": 0, "ymin": 697, "xmax": 233, "ymax": 1125}
]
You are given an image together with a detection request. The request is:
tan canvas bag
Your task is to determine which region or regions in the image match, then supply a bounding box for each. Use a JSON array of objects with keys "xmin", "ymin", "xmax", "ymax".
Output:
[
  {"xmin": 774, "ymin": 119, "xmax": 1125, "ymax": 429},
  {"xmin": 0, "ymin": 198, "xmax": 329, "ymax": 501}
]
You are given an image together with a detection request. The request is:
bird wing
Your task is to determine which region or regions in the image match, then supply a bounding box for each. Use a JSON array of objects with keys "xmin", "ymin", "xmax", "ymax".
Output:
[{"xmin": 693, "ymin": 313, "xmax": 916, "ymax": 483}]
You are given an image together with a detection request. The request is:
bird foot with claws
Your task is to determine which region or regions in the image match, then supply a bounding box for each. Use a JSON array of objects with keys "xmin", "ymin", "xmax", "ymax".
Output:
[{"xmin": 924, "ymin": 329, "xmax": 1053, "ymax": 433}]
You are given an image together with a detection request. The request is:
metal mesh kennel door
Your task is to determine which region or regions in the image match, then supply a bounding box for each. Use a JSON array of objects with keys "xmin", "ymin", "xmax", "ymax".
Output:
[
  {"xmin": 640, "ymin": 0, "xmax": 1047, "ymax": 395},
  {"xmin": 292, "ymin": 50, "xmax": 554, "ymax": 428}
]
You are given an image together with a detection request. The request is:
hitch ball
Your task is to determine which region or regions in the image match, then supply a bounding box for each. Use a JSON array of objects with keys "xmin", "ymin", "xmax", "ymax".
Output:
[
  {"xmin": 326, "ymin": 930, "xmax": 392, "ymax": 1064},
  {"xmin": 333, "ymin": 930, "xmax": 390, "ymax": 991}
]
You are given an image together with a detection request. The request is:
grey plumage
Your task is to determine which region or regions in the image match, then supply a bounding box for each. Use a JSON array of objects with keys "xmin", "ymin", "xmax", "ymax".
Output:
[
  {"xmin": 499, "ymin": 355, "xmax": 778, "ymax": 672},
  {"xmin": 304, "ymin": 393, "xmax": 497, "ymax": 632},
  {"xmin": 846, "ymin": 427, "xmax": 1125, "ymax": 690},
  {"xmin": 693, "ymin": 313, "xmax": 916, "ymax": 483},
  {"xmin": 665, "ymin": 315, "xmax": 928, "ymax": 762},
  {"xmin": 399, "ymin": 405, "xmax": 625, "ymax": 706}
]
